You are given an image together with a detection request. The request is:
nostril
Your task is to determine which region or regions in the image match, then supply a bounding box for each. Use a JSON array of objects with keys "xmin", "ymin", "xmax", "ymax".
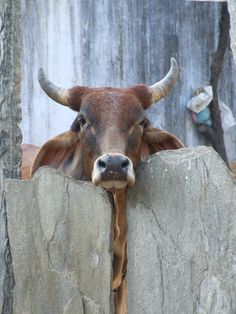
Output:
[
  {"xmin": 121, "ymin": 159, "xmax": 130, "ymax": 169},
  {"xmin": 97, "ymin": 159, "xmax": 106, "ymax": 170}
]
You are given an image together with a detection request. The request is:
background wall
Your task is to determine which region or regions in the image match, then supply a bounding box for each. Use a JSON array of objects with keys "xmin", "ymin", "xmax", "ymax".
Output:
[{"xmin": 21, "ymin": 0, "xmax": 236, "ymax": 161}]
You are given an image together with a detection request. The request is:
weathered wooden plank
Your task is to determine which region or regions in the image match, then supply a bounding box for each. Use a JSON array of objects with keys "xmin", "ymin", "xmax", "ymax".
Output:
[
  {"xmin": 228, "ymin": 0, "xmax": 236, "ymax": 62},
  {"xmin": 186, "ymin": 1, "xmax": 227, "ymax": 2}
]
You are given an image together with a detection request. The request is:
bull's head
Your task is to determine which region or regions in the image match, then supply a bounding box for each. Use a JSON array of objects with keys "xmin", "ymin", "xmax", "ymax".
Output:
[{"xmin": 35, "ymin": 58, "xmax": 182, "ymax": 190}]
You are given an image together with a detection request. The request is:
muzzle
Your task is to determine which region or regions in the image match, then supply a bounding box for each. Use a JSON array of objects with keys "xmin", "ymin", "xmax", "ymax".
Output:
[{"xmin": 92, "ymin": 153, "xmax": 135, "ymax": 190}]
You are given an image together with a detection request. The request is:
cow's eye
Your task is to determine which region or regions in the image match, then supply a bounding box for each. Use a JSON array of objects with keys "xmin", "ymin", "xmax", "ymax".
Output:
[
  {"xmin": 78, "ymin": 116, "xmax": 87, "ymax": 128},
  {"xmin": 139, "ymin": 118, "xmax": 149, "ymax": 129}
]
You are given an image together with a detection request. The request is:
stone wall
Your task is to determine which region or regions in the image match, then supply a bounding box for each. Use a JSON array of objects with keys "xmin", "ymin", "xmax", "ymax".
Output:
[
  {"xmin": 4, "ymin": 147, "xmax": 236, "ymax": 313},
  {"xmin": 127, "ymin": 146, "xmax": 236, "ymax": 313},
  {"xmin": 5, "ymin": 167, "xmax": 113, "ymax": 314}
]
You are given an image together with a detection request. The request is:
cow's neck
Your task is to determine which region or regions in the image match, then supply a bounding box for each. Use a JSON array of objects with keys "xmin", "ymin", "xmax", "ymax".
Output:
[
  {"xmin": 113, "ymin": 189, "xmax": 127, "ymax": 256},
  {"xmin": 112, "ymin": 188, "xmax": 128, "ymax": 313}
]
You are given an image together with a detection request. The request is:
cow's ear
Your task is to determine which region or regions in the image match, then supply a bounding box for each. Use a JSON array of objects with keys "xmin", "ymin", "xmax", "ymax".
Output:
[
  {"xmin": 142, "ymin": 126, "xmax": 184, "ymax": 157},
  {"xmin": 31, "ymin": 130, "xmax": 79, "ymax": 178}
]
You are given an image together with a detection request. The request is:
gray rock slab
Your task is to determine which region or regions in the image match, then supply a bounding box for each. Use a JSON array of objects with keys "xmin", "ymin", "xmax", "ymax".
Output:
[
  {"xmin": 5, "ymin": 167, "xmax": 113, "ymax": 314},
  {"xmin": 127, "ymin": 146, "xmax": 236, "ymax": 314}
]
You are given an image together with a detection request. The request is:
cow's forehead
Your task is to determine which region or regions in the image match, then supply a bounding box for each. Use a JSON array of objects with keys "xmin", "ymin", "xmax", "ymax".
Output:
[{"xmin": 80, "ymin": 88, "xmax": 145, "ymax": 124}]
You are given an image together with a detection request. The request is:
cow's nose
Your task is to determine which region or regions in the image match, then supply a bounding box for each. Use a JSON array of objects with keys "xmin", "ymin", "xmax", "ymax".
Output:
[
  {"xmin": 97, "ymin": 154, "xmax": 130, "ymax": 175},
  {"xmin": 92, "ymin": 153, "xmax": 135, "ymax": 189}
]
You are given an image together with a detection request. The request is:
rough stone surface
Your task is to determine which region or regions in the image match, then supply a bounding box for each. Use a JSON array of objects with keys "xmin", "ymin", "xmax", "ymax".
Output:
[
  {"xmin": 0, "ymin": 1, "xmax": 22, "ymax": 313},
  {"xmin": 5, "ymin": 167, "xmax": 113, "ymax": 314},
  {"xmin": 0, "ymin": 0, "xmax": 22, "ymax": 179},
  {"xmin": 20, "ymin": 1, "xmax": 236, "ymax": 162},
  {"xmin": 127, "ymin": 147, "xmax": 236, "ymax": 314}
]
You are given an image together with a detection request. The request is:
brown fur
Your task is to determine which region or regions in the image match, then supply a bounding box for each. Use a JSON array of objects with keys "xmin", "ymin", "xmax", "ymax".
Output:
[
  {"xmin": 229, "ymin": 161, "xmax": 236, "ymax": 178},
  {"xmin": 21, "ymin": 144, "xmax": 40, "ymax": 179},
  {"xmin": 21, "ymin": 85, "xmax": 183, "ymax": 313},
  {"xmin": 68, "ymin": 85, "xmax": 152, "ymax": 112},
  {"xmin": 31, "ymin": 131, "xmax": 79, "ymax": 177}
]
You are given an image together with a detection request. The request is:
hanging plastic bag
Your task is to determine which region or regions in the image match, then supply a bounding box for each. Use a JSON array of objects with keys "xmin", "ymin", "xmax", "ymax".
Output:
[
  {"xmin": 219, "ymin": 101, "xmax": 236, "ymax": 131},
  {"xmin": 187, "ymin": 86, "xmax": 213, "ymax": 113},
  {"xmin": 187, "ymin": 85, "xmax": 236, "ymax": 131}
]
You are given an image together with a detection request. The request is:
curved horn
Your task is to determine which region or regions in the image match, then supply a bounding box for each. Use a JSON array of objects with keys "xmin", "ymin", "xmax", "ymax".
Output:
[
  {"xmin": 148, "ymin": 58, "xmax": 179, "ymax": 104},
  {"xmin": 38, "ymin": 68, "xmax": 70, "ymax": 106}
]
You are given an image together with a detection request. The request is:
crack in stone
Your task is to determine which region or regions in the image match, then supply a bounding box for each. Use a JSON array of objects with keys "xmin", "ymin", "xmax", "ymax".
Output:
[
  {"xmin": 63, "ymin": 180, "xmax": 70, "ymax": 224},
  {"xmin": 151, "ymin": 209, "xmax": 166, "ymax": 235}
]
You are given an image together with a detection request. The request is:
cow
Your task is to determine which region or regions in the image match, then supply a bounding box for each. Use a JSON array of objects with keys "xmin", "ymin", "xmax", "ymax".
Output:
[{"xmin": 21, "ymin": 58, "xmax": 184, "ymax": 314}]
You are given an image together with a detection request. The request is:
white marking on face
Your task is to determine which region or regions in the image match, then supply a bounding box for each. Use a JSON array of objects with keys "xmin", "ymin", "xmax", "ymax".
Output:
[
  {"xmin": 100, "ymin": 180, "xmax": 128, "ymax": 190},
  {"xmin": 126, "ymin": 165, "xmax": 135, "ymax": 186},
  {"xmin": 91, "ymin": 168, "xmax": 102, "ymax": 186}
]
